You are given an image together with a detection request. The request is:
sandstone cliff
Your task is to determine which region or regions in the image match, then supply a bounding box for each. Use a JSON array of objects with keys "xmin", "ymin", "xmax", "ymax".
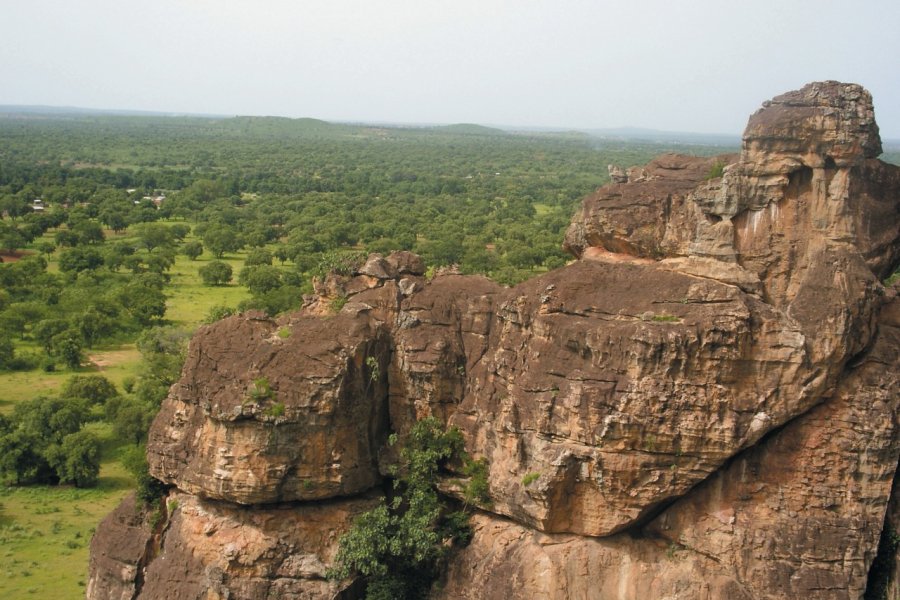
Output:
[{"xmin": 88, "ymin": 81, "xmax": 900, "ymax": 599}]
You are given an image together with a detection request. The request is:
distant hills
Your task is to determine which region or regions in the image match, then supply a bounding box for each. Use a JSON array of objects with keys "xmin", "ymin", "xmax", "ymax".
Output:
[
  {"xmin": 2, "ymin": 103, "xmax": 896, "ymax": 148},
  {"xmin": 429, "ymin": 123, "xmax": 507, "ymax": 136}
]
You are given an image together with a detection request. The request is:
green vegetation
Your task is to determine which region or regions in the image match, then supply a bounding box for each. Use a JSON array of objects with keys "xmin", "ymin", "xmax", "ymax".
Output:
[
  {"xmin": 0, "ymin": 110, "xmax": 734, "ymax": 597},
  {"xmin": 198, "ymin": 260, "xmax": 233, "ymax": 286},
  {"xmin": 705, "ymin": 160, "xmax": 726, "ymax": 180},
  {"xmin": 886, "ymin": 267, "xmax": 900, "ymax": 286},
  {"xmin": 264, "ymin": 402, "xmax": 285, "ymax": 418},
  {"xmin": 0, "ymin": 395, "xmax": 100, "ymax": 486},
  {"xmin": 330, "ymin": 295, "xmax": 349, "ymax": 313},
  {"xmin": 0, "ymin": 429, "xmax": 134, "ymax": 600},
  {"xmin": 651, "ymin": 314, "xmax": 680, "ymax": 323},
  {"xmin": 329, "ymin": 418, "xmax": 489, "ymax": 599},
  {"xmin": 249, "ymin": 377, "xmax": 273, "ymax": 401},
  {"xmin": 522, "ymin": 472, "xmax": 541, "ymax": 487}
]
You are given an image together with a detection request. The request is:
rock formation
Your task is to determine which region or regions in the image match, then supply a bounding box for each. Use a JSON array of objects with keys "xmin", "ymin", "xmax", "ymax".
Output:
[{"xmin": 88, "ymin": 81, "xmax": 900, "ymax": 599}]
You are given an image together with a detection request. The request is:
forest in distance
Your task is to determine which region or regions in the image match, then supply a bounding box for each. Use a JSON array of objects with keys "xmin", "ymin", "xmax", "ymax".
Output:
[{"xmin": 0, "ymin": 109, "xmax": 893, "ymax": 599}]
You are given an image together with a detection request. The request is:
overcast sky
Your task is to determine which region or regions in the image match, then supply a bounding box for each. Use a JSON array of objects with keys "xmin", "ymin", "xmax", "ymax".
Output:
[{"xmin": 2, "ymin": 0, "xmax": 899, "ymax": 137}]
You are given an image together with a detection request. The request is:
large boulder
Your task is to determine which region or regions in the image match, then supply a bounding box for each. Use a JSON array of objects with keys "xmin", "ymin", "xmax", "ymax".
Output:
[{"xmin": 147, "ymin": 311, "xmax": 392, "ymax": 504}]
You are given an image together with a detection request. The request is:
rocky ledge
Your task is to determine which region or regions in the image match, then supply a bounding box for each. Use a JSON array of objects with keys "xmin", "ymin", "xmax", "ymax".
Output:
[{"xmin": 88, "ymin": 81, "xmax": 900, "ymax": 599}]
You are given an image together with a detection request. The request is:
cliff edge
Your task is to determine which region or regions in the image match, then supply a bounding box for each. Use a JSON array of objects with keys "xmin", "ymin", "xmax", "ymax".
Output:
[{"xmin": 88, "ymin": 82, "xmax": 900, "ymax": 599}]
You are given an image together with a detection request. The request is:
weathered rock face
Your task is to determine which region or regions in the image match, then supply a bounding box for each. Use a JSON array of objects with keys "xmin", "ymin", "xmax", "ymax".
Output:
[
  {"xmin": 436, "ymin": 286, "xmax": 900, "ymax": 600},
  {"xmin": 451, "ymin": 259, "xmax": 813, "ymax": 535},
  {"xmin": 89, "ymin": 81, "xmax": 900, "ymax": 599},
  {"xmin": 87, "ymin": 493, "xmax": 156, "ymax": 600},
  {"xmin": 89, "ymin": 491, "xmax": 376, "ymax": 600},
  {"xmin": 147, "ymin": 311, "xmax": 392, "ymax": 504}
]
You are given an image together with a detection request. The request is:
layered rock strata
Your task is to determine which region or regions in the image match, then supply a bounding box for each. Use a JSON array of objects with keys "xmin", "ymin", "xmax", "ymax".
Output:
[{"xmin": 88, "ymin": 81, "xmax": 900, "ymax": 599}]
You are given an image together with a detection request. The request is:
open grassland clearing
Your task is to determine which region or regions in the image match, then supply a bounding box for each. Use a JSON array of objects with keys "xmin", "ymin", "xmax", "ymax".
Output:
[{"xmin": 0, "ymin": 423, "xmax": 134, "ymax": 600}]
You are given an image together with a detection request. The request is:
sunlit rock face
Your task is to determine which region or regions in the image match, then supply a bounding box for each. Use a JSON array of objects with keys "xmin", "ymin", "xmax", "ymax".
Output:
[{"xmin": 89, "ymin": 82, "xmax": 900, "ymax": 599}]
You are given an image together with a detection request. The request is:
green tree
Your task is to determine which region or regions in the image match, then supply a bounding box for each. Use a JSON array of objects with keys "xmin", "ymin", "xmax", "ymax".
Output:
[
  {"xmin": 61, "ymin": 374, "xmax": 118, "ymax": 406},
  {"xmin": 74, "ymin": 307, "xmax": 117, "ymax": 347},
  {"xmin": 0, "ymin": 222, "xmax": 26, "ymax": 253},
  {"xmin": 199, "ymin": 260, "xmax": 233, "ymax": 286},
  {"xmin": 273, "ymin": 246, "xmax": 289, "ymax": 265},
  {"xmin": 109, "ymin": 398, "xmax": 155, "ymax": 445},
  {"xmin": 58, "ymin": 247, "xmax": 105, "ymax": 274},
  {"xmin": 45, "ymin": 430, "xmax": 101, "ymax": 487},
  {"xmin": 0, "ymin": 337, "xmax": 13, "ymax": 370},
  {"xmin": 133, "ymin": 223, "xmax": 175, "ymax": 252},
  {"xmin": 0, "ymin": 195, "xmax": 31, "ymax": 221},
  {"xmin": 133, "ymin": 326, "xmax": 189, "ymax": 406},
  {"xmin": 121, "ymin": 445, "xmax": 168, "ymax": 504},
  {"xmin": 55, "ymin": 229, "xmax": 80, "ymax": 248},
  {"xmin": 0, "ymin": 429, "xmax": 49, "ymax": 484},
  {"xmin": 238, "ymin": 264, "xmax": 283, "ymax": 295},
  {"xmin": 71, "ymin": 220, "xmax": 105, "ymax": 245},
  {"xmin": 21, "ymin": 396, "xmax": 90, "ymax": 443},
  {"xmin": 0, "ymin": 396, "xmax": 92, "ymax": 484},
  {"xmin": 202, "ymin": 224, "xmax": 243, "ymax": 258},
  {"xmin": 204, "ymin": 304, "xmax": 236, "ymax": 324},
  {"xmin": 51, "ymin": 330, "xmax": 85, "ymax": 369},
  {"xmin": 330, "ymin": 418, "xmax": 486, "ymax": 599},
  {"xmin": 182, "ymin": 240, "xmax": 203, "ymax": 260},
  {"xmin": 99, "ymin": 207, "xmax": 129, "ymax": 233},
  {"xmin": 33, "ymin": 318, "xmax": 70, "ymax": 353},
  {"xmin": 103, "ymin": 240, "xmax": 136, "ymax": 271},
  {"xmin": 145, "ymin": 248, "xmax": 176, "ymax": 273},
  {"xmin": 244, "ymin": 248, "xmax": 273, "ymax": 266},
  {"xmin": 117, "ymin": 281, "xmax": 167, "ymax": 326},
  {"xmin": 169, "ymin": 223, "xmax": 191, "ymax": 241}
]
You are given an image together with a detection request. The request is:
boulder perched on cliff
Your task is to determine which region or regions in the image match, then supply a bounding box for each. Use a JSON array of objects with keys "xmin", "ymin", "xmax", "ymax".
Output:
[
  {"xmin": 147, "ymin": 311, "xmax": 392, "ymax": 504},
  {"xmin": 89, "ymin": 81, "xmax": 900, "ymax": 599}
]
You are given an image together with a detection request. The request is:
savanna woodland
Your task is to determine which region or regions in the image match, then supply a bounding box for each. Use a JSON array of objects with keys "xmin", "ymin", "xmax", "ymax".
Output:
[{"xmin": 0, "ymin": 109, "xmax": 750, "ymax": 598}]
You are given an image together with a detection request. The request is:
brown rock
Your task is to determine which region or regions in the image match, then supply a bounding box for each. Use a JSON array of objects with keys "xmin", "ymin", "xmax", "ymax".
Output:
[
  {"xmin": 437, "ymin": 289, "xmax": 900, "ymax": 600},
  {"xmin": 385, "ymin": 250, "xmax": 426, "ymax": 276},
  {"xmin": 388, "ymin": 274, "xmax": 502, "ymax": 437},
  {"xmin": 91, "ymin": 82, "xmax": 900, "ymax": 599},
  {"xmin": 88, "ymin": 492, "xmax": 377, "ymax": 600},
  {"xmin": 86, "ymin": 494, "xmax": 155, "ymax": 600},
  {"xmin": 140, "ymin": 493, "xmax": 376, "ymax": 600},
  {"xmin": 883, "ymin": 477, "xmax": 900, "ymax": 599},
  {"xmin": 608, "ymin": 164, "xmax": 628, "ymax": 183},
  {"xmin": 357, "ymin": 253, "xmax": 398, "ymax": 279},
  {"xmin": 564, "ymin": 153, "xmax": 737, "ymax": 259},
  {"xmin": 147, "ymin": 312, "xmax": 391, "ymax": 504},
  {"xmin": 449, "ymin": 258, "xmax": 812, "ymax": 535}
]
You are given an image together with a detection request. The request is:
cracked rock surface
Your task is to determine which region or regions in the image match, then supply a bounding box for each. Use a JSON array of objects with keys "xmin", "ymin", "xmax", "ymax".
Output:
[{"xmin": 89, "ymin": 81, "xmax": 900, "ymax": 599}]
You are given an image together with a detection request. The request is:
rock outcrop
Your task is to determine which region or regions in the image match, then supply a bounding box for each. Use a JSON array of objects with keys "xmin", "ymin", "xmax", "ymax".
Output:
[{"xmin": 88, "ymin": 81, "xmax": 900, "ymax": 599}]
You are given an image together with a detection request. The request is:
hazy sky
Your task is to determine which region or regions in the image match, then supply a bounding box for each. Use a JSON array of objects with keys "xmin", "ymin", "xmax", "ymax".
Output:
[{"xmin": 2, "ymin": 0, "xmax": 899, "ymax": 137}]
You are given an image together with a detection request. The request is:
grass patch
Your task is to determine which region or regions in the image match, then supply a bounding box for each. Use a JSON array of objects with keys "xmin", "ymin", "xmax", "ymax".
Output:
[
  {"xmin": 329, "ymin": 295, "xmax": 348, "ymax": 313},
  {"xmin": 522, "ymin": 472, "xmax": 541, "ymax": 487},
  {"xmin": 165, "ymin": 251, "xmax": 250, "ymax": 329},
  {"xmin": 533, "ymin": 202, "xmax": 552, "ymax": 216},
  {"xmin": 705, "ymin": 160, "xmax": 726, "ymax": 180},
  {"xmin": 0, "ymin": 346, "xmax": 142, "ymax": 413},
  {"xmin": 0, "ymin": 423, "xmax": 134, "ymax": 600},
  {"xmin": 651, "ymin": 314, "xmax": 680, "ymax": 323}
]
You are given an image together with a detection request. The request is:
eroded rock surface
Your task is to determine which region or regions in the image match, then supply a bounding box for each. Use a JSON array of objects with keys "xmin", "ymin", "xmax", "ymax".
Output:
[
  {"xmin": 437, "ymin": 286, "xmax": 900, "ymax": 600},
  {"xmin": 148, "ymin": 311, "xmax": 392, "ymax": 504},
  {"xmin": 89, "ymin": 81, "xmax": 900, "ymax": 599}
]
